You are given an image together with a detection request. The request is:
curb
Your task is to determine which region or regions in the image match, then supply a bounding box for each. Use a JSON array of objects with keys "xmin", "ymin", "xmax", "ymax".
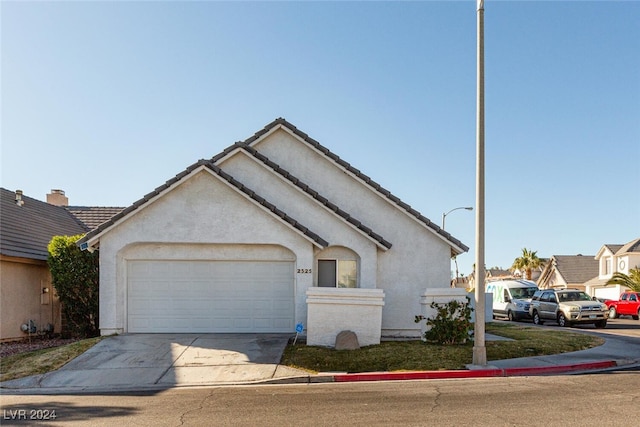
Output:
[
  {"xmin": 0, "ymin": 360, "xmax": 628, "ymax": 393},
  {"xmin": 331, "ymin": 360, "xmax": 618, "ymax": 383}
]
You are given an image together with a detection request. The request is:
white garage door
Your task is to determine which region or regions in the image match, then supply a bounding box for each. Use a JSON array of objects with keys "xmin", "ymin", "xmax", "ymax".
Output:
[{"xmin": 127, "ymin": 260, "xmax": 294, "ymax": 333}]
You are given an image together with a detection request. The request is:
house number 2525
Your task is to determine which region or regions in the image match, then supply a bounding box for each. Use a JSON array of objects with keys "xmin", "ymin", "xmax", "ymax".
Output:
[{"xmin": 297, "ymin": 268, "xmax": 312, "ymax": 274}]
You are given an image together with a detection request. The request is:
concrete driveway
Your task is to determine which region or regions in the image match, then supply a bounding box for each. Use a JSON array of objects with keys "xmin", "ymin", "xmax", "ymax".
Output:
[{"xmin": 3, "ymin": 333, "xmax": 309, "ymax": 392}]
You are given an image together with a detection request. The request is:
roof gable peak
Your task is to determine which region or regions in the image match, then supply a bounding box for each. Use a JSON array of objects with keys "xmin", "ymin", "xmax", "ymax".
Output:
[{"xmin": 234, "ymin": 118, "xmax": 468, "ymax": 255}]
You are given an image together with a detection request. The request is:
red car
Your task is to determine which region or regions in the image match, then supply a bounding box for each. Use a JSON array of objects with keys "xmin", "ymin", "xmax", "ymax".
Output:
[{"xmin": 606, "ymin": 292, "xmax": 640, "ymax": 320}]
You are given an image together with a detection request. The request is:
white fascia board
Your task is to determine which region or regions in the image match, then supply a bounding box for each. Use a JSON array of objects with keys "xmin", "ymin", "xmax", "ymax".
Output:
[
  {"xmin": 247, "ymin": 124, "xmax": 466, "ymax": 254},
  {"xmin": 200, "ymin": 167, "xmax": 327, "ymax": 249},
  {"xmin": 212, "ymin": 146, "xmax": 243, "ymax": 165},
  {"xmin": 281, "ymin": 127, "xmax": 467, "ymax": 254},
  {"xmin": 239, "ymin": 151, "xmax": 390, "ymax": 251},
  {"xmin": 83, "ymin": 165, "xmax": 210, "ymax": 249},
  {"xmin": 594, "ymin": 245, "xmax": 611, "ymax": 260},
  {"xmin": 245, "ymin": 124, "xmax": 287, "ymax": 148}
]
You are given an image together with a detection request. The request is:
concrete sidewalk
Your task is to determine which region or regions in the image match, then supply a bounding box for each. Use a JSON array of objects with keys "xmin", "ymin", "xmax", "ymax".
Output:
[{"xmin": 1, "ymin": 330, "xmax": 639, "ymax": 394}]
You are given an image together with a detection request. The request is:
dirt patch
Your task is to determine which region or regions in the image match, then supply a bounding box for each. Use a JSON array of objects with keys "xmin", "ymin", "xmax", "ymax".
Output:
[{"xmin": 0, "ymin": 337, "xmax": 80, "ymax": 358}]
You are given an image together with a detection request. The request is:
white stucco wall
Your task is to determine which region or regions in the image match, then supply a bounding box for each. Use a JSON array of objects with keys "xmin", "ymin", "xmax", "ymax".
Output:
[
  {"xmin": 97, "ymin": 170, "xmax": 317, "ymax": 334},
  {"xmin": 306, "ymin": 287, "xmax": 385, "ymax": 347},
  {"xmin": 251, "ymin": 129, "xmax": 454, "ymax": 336},
  {"xmin": 220, "ymin": 152, "xmax": 380, "ymax": 288}
]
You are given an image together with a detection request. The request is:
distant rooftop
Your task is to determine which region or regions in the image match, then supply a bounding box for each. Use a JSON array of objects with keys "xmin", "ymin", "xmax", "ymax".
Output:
[
  {"xmin": 66, "ymin": 206, "xmax": 125, "ymax": 230},
  {"xmin": 0, "ymin": 188, "xmax": 87, "ymax": 261}
]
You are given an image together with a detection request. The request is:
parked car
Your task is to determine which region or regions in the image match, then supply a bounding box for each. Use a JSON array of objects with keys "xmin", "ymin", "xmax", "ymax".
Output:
[
  {"xmin": 605, "ymin": 292, "xmax": 640, "ymax": 320},
  {"xmin": 486, "ymin": 279, "xmax": 538, "ymax": 321},
  {"xmin": 529, "ymin": 289, "xmax": 608, "ymax": 328}
]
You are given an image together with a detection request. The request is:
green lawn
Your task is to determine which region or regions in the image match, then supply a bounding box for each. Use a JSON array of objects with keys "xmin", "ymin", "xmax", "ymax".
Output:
[{"xmin": 281, "ymin": 323, "xmax": 604, "ymax": 373}]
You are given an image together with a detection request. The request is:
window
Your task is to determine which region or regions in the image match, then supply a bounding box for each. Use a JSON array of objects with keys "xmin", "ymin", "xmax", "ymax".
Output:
[
  {"xmin": 318, "ymin": 259, "xmax": 357, "ymax": 288},
  {"xmin": 541, "ymin": 291, "xmax": 557, "ymax": 303},
  {"xmin": 604, "ymin": 257, "xmax": 612, "ymax": 275}
]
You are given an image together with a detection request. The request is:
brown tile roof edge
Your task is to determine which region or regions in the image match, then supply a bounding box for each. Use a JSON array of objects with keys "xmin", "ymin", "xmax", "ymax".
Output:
[
  {"xmin": 604, "ymin": 244, "xmax": 624, "ymax": 255},
  {"xmin": 65, "ymin": 206, "xmax": 125, "ymax": 230},
  {"xmin": 0, "ymin": 188, "xmax": 88, "ymax": 261},
  {"xmin": 616, "ymin": 238, "xmax": 640, "ymax": 255},
  {"xmin": 240, "ymin": 118, "xmax": 468, "ymax": 254},
  {"xmin": 237, "ymin": 145, "xmax": 392, "ymax": 250},
  {"xmin": 204, "ymin": 163, "xmax": 329, "ymax": 248},
  {"xmin": 546, "ymin": 255, "xmax": 600, "ymax": 285},
  {"xmin": 78, "ymin": 160, "xmax": 329, "ymax": 249},
  {"xmin": 79, "ymin": 118, "xmax": 469, "ymax": 255}
]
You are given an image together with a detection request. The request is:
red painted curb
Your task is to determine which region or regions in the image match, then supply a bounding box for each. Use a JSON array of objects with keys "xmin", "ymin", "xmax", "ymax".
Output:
[
  {"xmin": 332, "ymin": 360, "xmax": 618, "ymax": 382},
  {"xmin": 502, "ymin": 360, "xmax": 617, "ymax": 377}
]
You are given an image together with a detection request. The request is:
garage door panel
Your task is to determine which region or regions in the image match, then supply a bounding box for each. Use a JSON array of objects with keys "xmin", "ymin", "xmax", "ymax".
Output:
[{"xmin": 127, "ymin": 260, "xmax": 294, "ymax": 333}]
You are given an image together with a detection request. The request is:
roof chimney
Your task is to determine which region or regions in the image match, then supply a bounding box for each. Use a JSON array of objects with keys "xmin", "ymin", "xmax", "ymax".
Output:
[
  {"xmin": 15, "ymin": 190, "xmax": 24, "ymax": 206},
  {"xmin": 47, "ymin": 189, "xmax": 69, "ymax": 206}
]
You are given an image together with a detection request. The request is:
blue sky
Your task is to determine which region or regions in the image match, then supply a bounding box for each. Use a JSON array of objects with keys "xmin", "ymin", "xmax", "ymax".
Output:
[{"xmin": 2, "ymin": 1, "xmax": 639, "ymax": 275}]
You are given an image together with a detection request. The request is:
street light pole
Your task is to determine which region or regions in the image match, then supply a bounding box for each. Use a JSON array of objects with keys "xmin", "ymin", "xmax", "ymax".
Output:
[
  {"xmin": 442, "ymin": 206, "xmax": 473, "ymax": 230},
  {"xmin": 473, "ymin": 0, "xmax": 487, "ymax": 367}
]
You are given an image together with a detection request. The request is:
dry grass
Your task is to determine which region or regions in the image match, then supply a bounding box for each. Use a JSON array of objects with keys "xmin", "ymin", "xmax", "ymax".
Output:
[
  {"xmin": 281, "ymin": 323, "xmax": 604, "ymax": 373},
  {"xmin": 0, "ymin": 337, "xmax": 103, "ymax": 382}
]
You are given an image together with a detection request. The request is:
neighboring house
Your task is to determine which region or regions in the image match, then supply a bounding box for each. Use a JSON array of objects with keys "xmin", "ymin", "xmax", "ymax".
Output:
[
  {"xmin": 65, "ymin": 206, "xmax": 126, "ymax": 230},
  {"xmin": 0, "ymin": 189, "xmax": 87, "ymax": 341},
  {"xmin": 451, "ymin": 276, "xmax": 470, "ymax": 289},
  {"xmin": 467, "ymin": 268, "xmax": 513, "ymax": 290},
  {"xmin": 79, "ymin": 118, "xmax": 468, "ymax": 341},
  {"xmin": 585, "ymin": 238, "xmax": 640, "ymax": 300},
  {"xmin": 536, "ymin": 255, "xmax": 598, "ymax": 292},
  {"xmin": 46, "ymin": 189, "xmax": 125, "ymax": 230},
  {"xmin": 511, "ymin": 263, "xmax": 546, "ymax": 282},
  {"xmin": 487, "ymin": 268, "xmax": 515, "ymax": 281}
]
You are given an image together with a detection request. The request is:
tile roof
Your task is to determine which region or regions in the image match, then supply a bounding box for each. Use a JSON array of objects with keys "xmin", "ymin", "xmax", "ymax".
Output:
[
  {"xmin": 549, "ymin": 255, "xmax": 599, "ymax": 285},
  {"xmin": 0, "ymin": 188, "xmax": 88, "ymax": 261},
  {"xmin": 231, "ymin": 145, "xmax": 392, "ymax": 250},
  {"xmin": 603, "ymin": 244, "xmax": 624, "ymax": 255},
  {"xmin": 80, "ymin": 118, "xmax": 469, "ymax": 255},
  {"xmin": 616, "ymin": 238, "xmax": 640, "ymax": 255},
  {"xmin": 66, "ymin": 206, "xmax": 125, "ymax": 230},
  {"xmin": 486, "ymin": 269, "xmax": 513, "ymax": 278},
  {"xmin": 79, "ymin": 161, "xmax": 330, "ymax": 249},
  {"xmin": 240, "ymin": 118, "xmax": 468, "ymax": 254}
]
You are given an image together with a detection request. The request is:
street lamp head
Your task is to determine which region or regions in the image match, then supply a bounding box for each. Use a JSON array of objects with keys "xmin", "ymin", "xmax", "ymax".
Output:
[{"xmin": 442, "ymin": 206, "xmax": 474, "ymax": 229}]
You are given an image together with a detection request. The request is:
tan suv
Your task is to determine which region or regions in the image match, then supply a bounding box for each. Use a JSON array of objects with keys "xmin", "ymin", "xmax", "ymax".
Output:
[{"xmin": 529, "ymin": 289, "xmax": 608, "ymax": 328}]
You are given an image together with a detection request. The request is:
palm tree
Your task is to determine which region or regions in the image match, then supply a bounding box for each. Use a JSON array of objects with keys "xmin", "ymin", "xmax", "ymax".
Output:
[
  {"xmin": 605, "ymin": 268, "xmax": 640, "ymax": 292},
  {"xmin": 511, "ymin": 248, "xmax": 543, "ymax": 281}
]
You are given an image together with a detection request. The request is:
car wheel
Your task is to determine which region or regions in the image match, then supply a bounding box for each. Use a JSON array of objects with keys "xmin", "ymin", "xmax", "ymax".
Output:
[
  {"xmin": 532, "ymin": 311, "xmax": 543, "ymax": 325},
  {"xmin": 608, "ymin": 307, "xmax": 617, "ymax": 319},
  {"xmin": 594, "ymin": 320, "xmax": 607, "ymax": 328},
  {"xmin": 508, "ymin": 311, "xmax": 515, "ymax": 322},
  {"xmin": 557, "ymin": 312, "xmax": 570, "ymax": 327},
  {"xmin": 633, "ymin": 309, "xmax": 639, "ymax": 321}
]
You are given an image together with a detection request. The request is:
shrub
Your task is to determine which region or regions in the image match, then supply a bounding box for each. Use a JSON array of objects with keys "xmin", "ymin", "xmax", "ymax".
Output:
[
  {"xmin": 47, "ymin": 235, "xmax": 99, "ymax": 338},
  {"xmin": 415, "ymin": 298, "xmax": 474, "ymax": 345}
]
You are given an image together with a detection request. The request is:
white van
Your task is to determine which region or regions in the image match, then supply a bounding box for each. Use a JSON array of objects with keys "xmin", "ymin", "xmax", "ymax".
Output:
[{"xmin": 486, "ymin": 279, "xmax": 539, "ymax": 321}]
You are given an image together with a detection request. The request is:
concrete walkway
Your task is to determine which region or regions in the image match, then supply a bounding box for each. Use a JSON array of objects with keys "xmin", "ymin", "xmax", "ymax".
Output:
[{"xmin": 1, "ymin": 328, "xmax": 639, "ymax": 394}]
